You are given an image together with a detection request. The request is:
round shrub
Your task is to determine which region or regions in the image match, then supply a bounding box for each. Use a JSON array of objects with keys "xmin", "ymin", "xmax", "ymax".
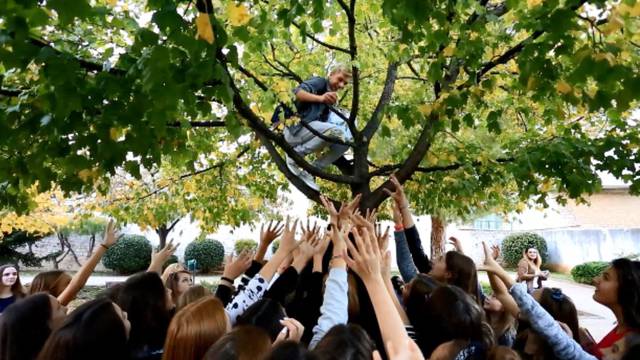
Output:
[
  {"xmin": 184, "ymin": 238, "xmax": 225, "ymax": 273},
  {"xmin": 102, "ymin": 235, "xmax": 152, "ymax": 274},
  {"xmin": 571, "ymin": 261, "xmax": 609, "ymax": 285},
  {"xmin": 501, "ymin": 232, "xmax": 548, "ymax": 267},
  {"xmin": 234, "ymin": 239, "xmax": 258, "ymax": 255}
]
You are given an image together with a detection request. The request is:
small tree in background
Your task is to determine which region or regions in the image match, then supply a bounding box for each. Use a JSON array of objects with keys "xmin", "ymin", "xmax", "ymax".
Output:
[{"xmin": 234, "ymin": 239, "xmax": 258, "ymax": 255}]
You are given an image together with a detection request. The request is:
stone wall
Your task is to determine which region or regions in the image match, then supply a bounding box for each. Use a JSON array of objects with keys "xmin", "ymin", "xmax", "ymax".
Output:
[{"xmin": 17, "ymin": 234, "xmax": 108, "ymax": 271}]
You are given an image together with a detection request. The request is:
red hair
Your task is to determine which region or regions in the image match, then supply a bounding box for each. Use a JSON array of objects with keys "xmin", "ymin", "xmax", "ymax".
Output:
[{"xmin": 162, "ymin": 296, "xmax": 228, "ymax": 360}]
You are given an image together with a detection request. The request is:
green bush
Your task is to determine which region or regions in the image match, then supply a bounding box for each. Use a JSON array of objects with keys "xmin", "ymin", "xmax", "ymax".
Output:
[
  {"xmin": 501, "ymin": 232, "xmax": 548, "ymax": 267},
  {"xmin": 571, "ymin": 261, "xmax": 609, "ymax": 284},
  {"xmin": 102, "ymin": 235, "xmax": 152, "ymax": 274},
  {"xmin": 234, "ymin": 239, "xmax": 258, "ymax": 255},
  {"xmin": 271, "ymin": 240, "xmax": 280, "ymax": 254},
  {"xmin": 184, "ymin": 238, "xmax": 225, "ymax": 273}
]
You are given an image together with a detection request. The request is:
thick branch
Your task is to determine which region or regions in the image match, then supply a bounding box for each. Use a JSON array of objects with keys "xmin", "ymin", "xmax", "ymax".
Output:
[
  {"xmin": 362, "ymin": 62, "xmax": 399, "ymax": 141},
  {"xmin": 0, "ymin": 88, "xmax": 22, "ymax": 97},
  {"xmin": 167, "ymin": 121, "xmax": 226, "ymax": 128},
  {"xmin": 364, "ymin": 114, "xmax": 439, "ymax": 209},
  {"xmin": 291, "ymin": 20, "xmax": 350, "ymax": 54},
  {"xmin": 237, "ymin": 64, "xmax": 269, "ymax": 91},
  {"xmin": 167, "ymin": 217, "xmax": 181, "ymax": 233}
]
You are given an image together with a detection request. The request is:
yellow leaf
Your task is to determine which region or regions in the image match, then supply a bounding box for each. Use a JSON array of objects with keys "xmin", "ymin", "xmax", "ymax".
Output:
[
  {"xmin": 555, "ymin": 80, "xmax": 572, "ymax": 94},
  {"xmin": 527, "ymin": 0, "xmax": 542, "ymax": 9},
  {"xmin": 618, "ymin": 2, "xmax": 640, "ymax": 17},
  {"xmin": 227, "ymin": 3, "xmax": 251, "ymax": 27},
  {"xmin": 107, "ymin": 0, "xmax": 117, "ymax": 6},
  {"xmin": 593, "ymin": 52, "xmax": 616, "ymax": 66},
  {"xmin": 110, "ymin": 127, "xmax": 121, "ymax": 141},
  {"xmin": 540, "ymin": 180, "xmax": 553, "ymax": 193},
  {"xmin": 526, "ymin": 77, "xmax": 537, "ymax": 91},
  {"xmin": 78, "ymin": 169, "xmax": 93, "ymax": 182},
  {"xmin": 601, "ymin": 13, "xmax": 624, "ymax": 35},
  {"xmin": 442, "ymin": 44, "xmax": 456, "ymax": 57},
  {"xmin": 195, "ymin": 12, "xmax": 215, "ymax": 44},
  {"xmin": 417, "ymin": 104, "xmax": 432, "ymax": 116},
  {"xmin": 184, "ymin": 180, "xmax": 195, "ymax": 193}
]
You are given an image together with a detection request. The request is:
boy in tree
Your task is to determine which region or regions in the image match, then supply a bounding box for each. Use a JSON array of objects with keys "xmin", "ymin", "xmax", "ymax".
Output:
[{"xmin": 284, "ymin": 64, "xmax": 353, "ymax": 191}]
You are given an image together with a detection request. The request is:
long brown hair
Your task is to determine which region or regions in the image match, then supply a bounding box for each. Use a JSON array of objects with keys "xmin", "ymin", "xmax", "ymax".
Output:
[
  {"xmin": 162, "ymin": 296, "xmax": 228, "ymax": 360},
  {"xmin": 204, "ymin": 326, "xmax": 271, "ymax": 360},
  {"xmin": 444, "ymin": 251, "xmax": 481, "ymax": 304},
  {"xmin": 165, "ymin": 270, "xmax": 192, "ymax": 305},
  {"xmin": 29, "ymin": 270, "xmax": 72, "ymax": 297},
  {"xmin": 176, "ymin": 285, "xmax": 210, "ymax": 312},
  {"xmin": 0, "ymin": 264, "xmax": 25, "ymax": 298}
]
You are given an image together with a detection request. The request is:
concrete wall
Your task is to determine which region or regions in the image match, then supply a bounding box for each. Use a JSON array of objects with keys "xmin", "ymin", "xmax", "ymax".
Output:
[{"xmin": 454, "ymin": 228, "xmax": 640, "ymax": 273}]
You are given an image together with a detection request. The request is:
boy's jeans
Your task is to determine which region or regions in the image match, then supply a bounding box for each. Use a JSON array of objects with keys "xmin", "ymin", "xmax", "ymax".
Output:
[{"xmin": 284, "ymin": 121, "xmax": 348, "ymax": 169}]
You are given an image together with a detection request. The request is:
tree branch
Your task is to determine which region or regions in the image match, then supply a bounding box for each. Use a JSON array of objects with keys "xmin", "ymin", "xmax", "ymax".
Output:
[
  {"xmin": 167, "ymin": 121, "xmax": 226, "ymax": 128},
  {"xmin": 29, "ymin": 37, "xmax": 126, "ymax": 76},
  {"xmin": 167, "ymin": 217, "xmax": 181, "ymax": 233},
  {"xmin": 291, "ymin": 20, "xmax": 350, "ymax": 54},
  {"xmin": 369, "ymin": 157, "xmax": 516, "ymax": 177},
  {"xmin": 0, "ymin": 88, "xmax": 22, "ymax": 97},
  {"xmin": 362, "ymin": 62, "xmax": 399, "ymax": 141}
]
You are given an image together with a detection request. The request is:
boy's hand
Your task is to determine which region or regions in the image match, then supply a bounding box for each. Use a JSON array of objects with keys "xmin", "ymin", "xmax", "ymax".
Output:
[{"xmin": 320, "ymin": 92, "xmax": 338, "ymax": 104}]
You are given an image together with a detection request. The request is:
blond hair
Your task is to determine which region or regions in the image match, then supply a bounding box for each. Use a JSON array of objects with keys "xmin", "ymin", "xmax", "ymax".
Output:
[{"xmin": 330, "ymin": 63, "xmax": 353, "ymax": 77}]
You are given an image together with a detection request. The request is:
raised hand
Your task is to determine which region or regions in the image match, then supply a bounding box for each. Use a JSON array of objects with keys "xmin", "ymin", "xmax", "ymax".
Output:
[
  {"xmin": 490, "ymin": 244, "xmax": 500, "ymax": 261},
  {"xmin": 223, "ymin": 250, "xmax": 253, "ymax": 280},
  {"xmin": 300, "ymin": 219, "xmax": 320, "ymax": 243},
  {"xmin": 478, "ymin": 241, "xmax": 502, "ymax": 274},
  {"xmin": 329, "ymin": 223, "xmax": 351, "ymax": 255},
  {"xmin": 343, "ymin": 227, "xmax": 382, "ymax": 282},
  {"xmin": 260, "ymin": 220, "xmax": 284, "ymax": 247},
  {"xmin": 375, "ymin": 224, "xmax": 390, "ymax": 252},
  {"xmin": 447, "ymin": 236, "xmax": 464, "ymax": 253},
  {"xmin": 101, "ymin": 219, "xmax": 119, "ymax": 248},
  {"xmin": 148, "ymin": 239, "xmax": 179, "ymax": 274},
  {"xmin": 276, "ymin": 217, "xmax": 299, "ymax": 256},
  {"xmin": 383, "ymin": 174, "xmax": 408, "ymax": 208},
  {"xmin": 274, "ymin": 317, "xmax": 305, "ymax": 345},
  {"xmin": 373, "ymin": 339, "xmax": 425, "ymax": 360},
  {"xmin": 320, "ymin": 195, "xmax": 340, "ymax": 226},
  {"xmin": 338, "ymin": 193, "xmax": 362, "ymax": 221},
  {"xmin": 391, "ymin": 200, "xmax": 403, "ymax": 226}
]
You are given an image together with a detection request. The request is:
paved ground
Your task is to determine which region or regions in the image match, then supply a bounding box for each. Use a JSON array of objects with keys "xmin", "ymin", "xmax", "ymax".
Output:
[{"xmin": 23, "ymin": 272, "xmax": 615, "ymax": 341}]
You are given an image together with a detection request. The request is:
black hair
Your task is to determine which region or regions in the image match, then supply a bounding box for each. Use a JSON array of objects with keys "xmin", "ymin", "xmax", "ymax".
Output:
[
  {"xmin": 117, "ymin": 272, "xmax": 171, "ymax": 357},
  {"xmin": 0, "ymin": 293, "xmax": 53, "ymax": 360},
  {"xmin": 423, "ymin": 285, "xmax": 494, "ymax": 356},
  {"xmin": 37, "ymin": 298, "xmax": 127, "ymax": 360},
  {"xmin": 236, "ymin": 298, "xmax": 287, "ymax": 341},
  {"xmin": 268, "ymin": 341, "xmax": 315, "ymax": 360},
  {"xmin": 312, "ymin": 324, "xmax": 375, "ymax": 360},
  {"xmin": 612, "ymin": 258, "xmax": 640, "ymax": 329}
]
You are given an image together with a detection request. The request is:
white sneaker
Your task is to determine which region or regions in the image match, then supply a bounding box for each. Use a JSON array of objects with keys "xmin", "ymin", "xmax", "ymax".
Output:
[
  {"xmin": 298, "ymin": 170, "xmax": 320, "ymax": 191},
  {"xmin": 286, "ymin": 155, "xmax": 301, "ymax": 176},
  {"xmin": 286, "ymin": 155, "xmax": 319, "ymax": 191}
]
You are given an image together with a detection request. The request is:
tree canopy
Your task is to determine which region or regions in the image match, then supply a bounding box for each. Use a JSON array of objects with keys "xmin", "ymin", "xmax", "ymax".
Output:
[{"xmin": 1, "ymin": 0, "xmax": 639, "ymax": 224}]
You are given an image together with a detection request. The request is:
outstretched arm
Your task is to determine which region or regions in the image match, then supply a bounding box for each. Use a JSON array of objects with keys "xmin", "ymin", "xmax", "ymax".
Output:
[{"xmin": 58, "ymin": 220, "xmax": 118, "ymax": 306}]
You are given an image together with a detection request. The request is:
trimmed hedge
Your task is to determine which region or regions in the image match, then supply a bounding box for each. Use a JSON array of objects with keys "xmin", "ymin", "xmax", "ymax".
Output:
[
  {"xmin": 234, "ymin": 239, "xmax": 258, "ymax": 255},
  {"xmin": 501, "ymin": 232, "xmax": 548, "ymax": 267},
  {"xmin": 184, "ymin": 238, "xmax": 225, "ymax": 273},
  {"xmin": 102, "ymin": 235, "xmax": 152, "ymax": 274},
  {"xmin": 571, "ymin": 261, "xmax": 609, "ymax": 284}
]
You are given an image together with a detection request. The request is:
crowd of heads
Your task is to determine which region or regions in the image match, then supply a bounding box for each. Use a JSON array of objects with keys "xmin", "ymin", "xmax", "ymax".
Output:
[{"xmin": 1, "ymin": 178, "xmax": 639, "ymax": 360}]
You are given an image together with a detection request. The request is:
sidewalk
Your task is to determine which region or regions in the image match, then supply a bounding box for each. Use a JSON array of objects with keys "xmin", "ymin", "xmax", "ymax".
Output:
[{"xmin": 479, "ymin": 272, "xmax": 616, "ymax": 340}]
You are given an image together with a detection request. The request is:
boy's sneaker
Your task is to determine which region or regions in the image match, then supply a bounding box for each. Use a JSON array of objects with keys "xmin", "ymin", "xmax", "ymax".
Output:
[{"xmin": 285, "ymin": 156, "xmax": 319, "ymax": 191}]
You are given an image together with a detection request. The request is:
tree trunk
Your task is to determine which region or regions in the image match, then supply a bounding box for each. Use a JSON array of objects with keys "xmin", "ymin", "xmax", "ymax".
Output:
[
  {"xmin": 430, "ymin": 216, "xmax": 447, "ymax": 260},
  {"xmin": 156, "ymin": 225, "xmax": 169, "ymax": 249},
  {"xmin": 87, "ymin": 234, "xmax": 96, "ymax": 259}
]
